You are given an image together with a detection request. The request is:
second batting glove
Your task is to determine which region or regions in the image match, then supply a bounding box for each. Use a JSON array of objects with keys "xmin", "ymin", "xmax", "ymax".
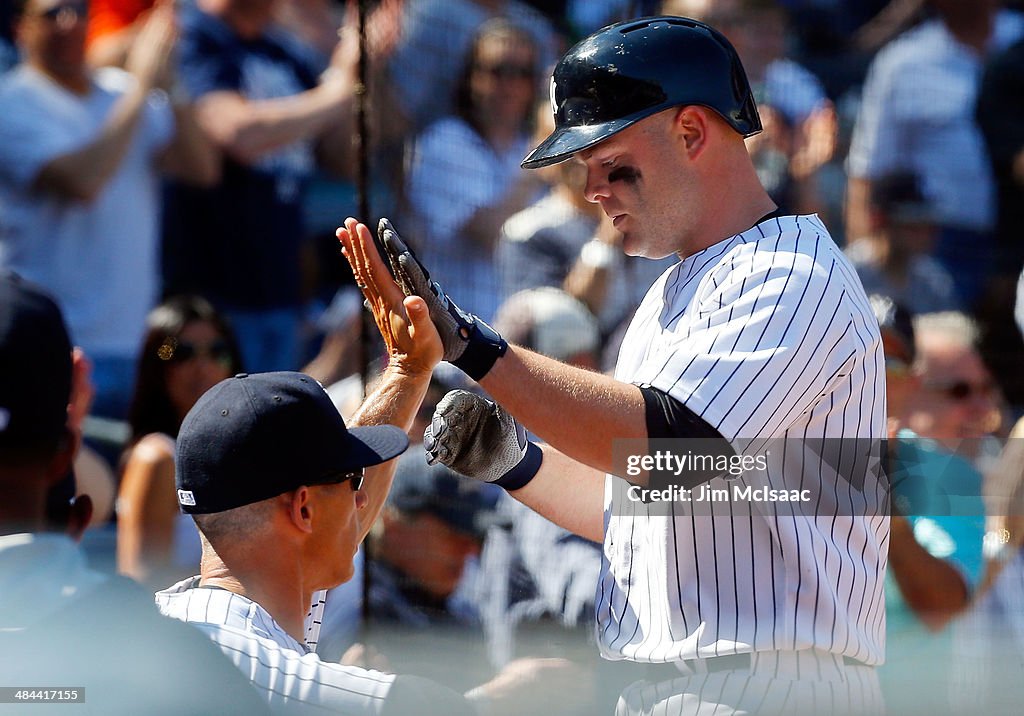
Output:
[
  {"xmin": 423, "ymin": 390, "xmax": 542, "ymax": 491},
  {"xmin": 378, "ymin": 218, "xmax": 507, "ymax": 381}
]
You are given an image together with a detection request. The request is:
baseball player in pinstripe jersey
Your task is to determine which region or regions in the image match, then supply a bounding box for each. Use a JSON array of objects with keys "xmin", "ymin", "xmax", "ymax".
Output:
[{"xmin": 340, "ymin": 15, "xmax": 888, "ymax": 715}]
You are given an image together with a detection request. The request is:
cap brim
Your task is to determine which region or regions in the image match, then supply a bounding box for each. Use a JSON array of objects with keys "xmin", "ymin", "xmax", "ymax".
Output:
[
  {"xmin": 343, "ymin": 424, "xmax": 410, "ymax": 469},
  {"xmin": 521, "ymin": 117, "xmax": 639, "ymax": 169}
]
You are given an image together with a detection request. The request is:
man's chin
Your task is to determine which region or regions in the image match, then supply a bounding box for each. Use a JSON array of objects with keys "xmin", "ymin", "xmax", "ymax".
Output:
[
  {"xmin": 623, "ymin": 233, "xmax": 676, "ymax": 261},
  {"xmin": 621, "ymin": 232, "xmax": 643, "ymax": 257}
]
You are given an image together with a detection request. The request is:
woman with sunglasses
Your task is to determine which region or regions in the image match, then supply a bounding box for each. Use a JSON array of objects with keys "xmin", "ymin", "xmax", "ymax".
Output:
[
  {"xmin": 402, "ymin": 18, "xmax": 543, "ymax": 324},
  {"xmin": 116, "ymin": 295, "xmax": 244, "ymax": 588}
]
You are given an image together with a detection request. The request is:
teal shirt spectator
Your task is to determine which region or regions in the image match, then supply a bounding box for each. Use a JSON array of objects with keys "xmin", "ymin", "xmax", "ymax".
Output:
[{"xmin": 881, "ymin": 429, "xmax": 986, "ymax": 713}]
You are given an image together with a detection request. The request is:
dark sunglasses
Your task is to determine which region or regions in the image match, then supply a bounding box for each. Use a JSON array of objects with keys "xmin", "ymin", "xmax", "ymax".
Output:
[
  {"xmin": 338, "ymin": 468, "xmax": 364, "ymax": 492},
  {"xmin": 924, "ymin": 380, "xmax": 996, "ymax": 402},
  {"xmin": 157, "ymin": 337, "xmax": 232, "ymax": 365},
  {"xmin": 36, "ymin": 1, "xmax": 89, "ymax": 22},
  {"xmin": 477, "ymin": 63, "xmax": 534, "ymax": 80}
]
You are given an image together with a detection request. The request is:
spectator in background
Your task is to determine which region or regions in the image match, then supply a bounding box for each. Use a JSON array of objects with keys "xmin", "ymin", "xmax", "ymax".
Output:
[
  {"xmin": 272, "ymin": 0, "xmax": 406, "ymax": 289},
  {"xmin": 478, "ymin": 288, "xmax": 604, "ymax": 670},
  {"xmin": 404, "ymin": 18, "xmax": 544, "ymax": 323},
  {"xmin": 872, "ymin": 296, "xmax": 986, "ymax": 716},
  {"xmin": 845, "ymin": 171, "xmax": 960, "ymax": 315},
  {"xmin": 491, "ymin": 288, "xmax": 600, "ymax": 371},
  {"xmin": 665, "ymin": 0, "xmax": 839, "ymax": 221},
  {"xmin": 975, "ymin": 35, "xmax": 1024, "ymax": 411},
  {"xmin": 978, "ymin": 34, "xmax": 1024, "ymax": 279},
  {"xmin": 368, "ymin": 422, "xmax": 494, "ymax": 630},
  {"xmin": 388, "ymin": 0, "xmax": 557, "ymax": 135},
  {"xmin": 468, "ymin": 287, "xmax": 620, "ymax": 714},
  {"xmin": 0, "ymin": 0, "xmax": 219, "ymax": 422},
  {"xmin": 900, "ymin": 311, "xmax": 1003, "ymax": 461},
  {"xmin": 116, "ymin": 296, "xmax": 243, "ymax": 589},
  {"xmin": 846, "ymin": 0, "xmax": 1024, "ymax": 308},
  {"xmin": 499, "ymin": 103, "xmax": 675, "ymax": 352},
  {"xmin": 162, "ymin": 0, "xmax": 367, "ymax": 373},
  {"xmin": 362, "ymin": 457, "xmax": 496, "ymax": 693},
  {"xmin": 0, "ymin": 272, "xmax": 271, "ymax": 716}
]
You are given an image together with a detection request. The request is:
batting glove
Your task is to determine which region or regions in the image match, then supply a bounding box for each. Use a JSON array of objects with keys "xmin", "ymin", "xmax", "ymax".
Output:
[
  {"xmin": 378, "ymin": 218, "xmax": 507, "ymax": 381},
  {"xmin": 424, "ymin": 390, "xmax": 543, "ymax": 491}
]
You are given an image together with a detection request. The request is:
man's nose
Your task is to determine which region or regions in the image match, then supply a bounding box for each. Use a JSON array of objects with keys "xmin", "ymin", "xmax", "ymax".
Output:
[{"xmin": 583, "ymin": 168, "xmax": 610, "ymax": 204}]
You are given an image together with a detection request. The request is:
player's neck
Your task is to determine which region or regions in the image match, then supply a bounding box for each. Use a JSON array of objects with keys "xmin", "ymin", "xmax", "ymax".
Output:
[
  {"xmin": 685, "ymin": 143, "xmax": 779, "ymax": 256},
  {"xmin": 199, "ymin": 548, "xmax": 310, "ymax": 643}
]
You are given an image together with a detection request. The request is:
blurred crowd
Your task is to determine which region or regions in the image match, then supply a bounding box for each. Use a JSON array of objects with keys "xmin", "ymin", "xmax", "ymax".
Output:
[{"xmin": 4, "ymin": 0, "xmax": 1024, "ymax": 713}]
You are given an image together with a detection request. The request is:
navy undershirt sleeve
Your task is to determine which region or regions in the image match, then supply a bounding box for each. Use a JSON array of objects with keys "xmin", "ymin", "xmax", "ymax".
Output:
[{"xmin": 640, "ymin": 385, "xmax": 736, "ymax": 491}]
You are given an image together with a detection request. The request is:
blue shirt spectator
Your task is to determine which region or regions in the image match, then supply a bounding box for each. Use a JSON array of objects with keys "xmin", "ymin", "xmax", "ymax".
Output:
[{"xmin": 163, "ymin": 0, "xmax": 359, "ymax": 373}]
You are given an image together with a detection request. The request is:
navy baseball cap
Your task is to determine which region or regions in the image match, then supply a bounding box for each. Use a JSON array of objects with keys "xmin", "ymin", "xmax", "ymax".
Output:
[
  {"xmin": 0, "ymin": 272, "xmax": 72, "ymax": 449},
  {"xmin": 176, "ymin": 372, "xmax": 409, "ymax": 514},
  {"xmin": 389, "ymin": 452, "xmax": 499, "ymax": 538}
]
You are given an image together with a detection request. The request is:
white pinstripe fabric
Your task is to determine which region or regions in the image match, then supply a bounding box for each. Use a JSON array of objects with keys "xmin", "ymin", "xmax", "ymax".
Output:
[
  {"xmin": 304, "ymin": 589, "xmax": 327, "ymax": 652},
  {"xmin": 614, "ymin": 650, "xmax": 885, "ymax": 716},
  {"xmin": 598, "ymin": 215, "xmax": 888, "ymax": 666},
  {"xmin": 156, "ymin": 578, "xmax": 393, "ymax": 715}
]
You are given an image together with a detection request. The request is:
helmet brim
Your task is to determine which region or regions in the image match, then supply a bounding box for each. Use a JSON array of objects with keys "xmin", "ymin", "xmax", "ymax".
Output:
[{"xmin": 521, "ymin": 116, "xmax": 640, "ymax": 170}]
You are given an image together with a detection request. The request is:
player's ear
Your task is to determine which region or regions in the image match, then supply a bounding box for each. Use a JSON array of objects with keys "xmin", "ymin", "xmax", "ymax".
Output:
[
  {"xmin": 673, "ymin": 106, "xmax": 711, "ymax": 158},
  {"xmin": 284, "ymin": 487, "xmax": 315, "ymax": 534}
]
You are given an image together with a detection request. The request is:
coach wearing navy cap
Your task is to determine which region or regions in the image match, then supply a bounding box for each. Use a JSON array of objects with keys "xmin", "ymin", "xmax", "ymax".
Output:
[
  {"xmin": 155, "ymin": 285, "xmax": 494, "ymax": 715},
  {"xmin": 174, "ymin": 370, "xmax": 411, "ymax": 593},
  {"xmin": 176, "ymin": 371, "xmax": 410, "ymax": 515}
]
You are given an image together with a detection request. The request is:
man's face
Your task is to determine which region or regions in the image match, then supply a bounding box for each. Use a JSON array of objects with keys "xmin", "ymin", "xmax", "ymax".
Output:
[
  {"xmin": 308, "ymin": 475, "xmax": 367, "ymax": 589},
  {"xmin": 384, "ymin": 511, "xmax": 481, "ymax": 599},
  {"xmin": 903, "ymin": 339, "xmax": 1000, "ymax": 450},
  {"xmin": 18, "ymin": 0, "xmax": 88, "ymax": 78},
  {"xmin": 575, "ymin": 110, "xmax": 695, "ymax": 260},
  {"xmin": 469, "ymin": 33, "xmax": 536, "ymax": 132}
]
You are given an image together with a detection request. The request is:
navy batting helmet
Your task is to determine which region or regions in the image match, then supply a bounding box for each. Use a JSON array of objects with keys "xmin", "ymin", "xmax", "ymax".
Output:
[{"xmin": 521, "ymin": 16, "xmax": 762, "ymax": 170}]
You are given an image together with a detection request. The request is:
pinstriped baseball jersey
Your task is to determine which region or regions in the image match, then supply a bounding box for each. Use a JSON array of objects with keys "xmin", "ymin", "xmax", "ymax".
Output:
[
  {"xmin": 156, "ymin": 577, "xmax": 394, "ymax": 715},
  {"xmin": 305, "ymin": 588, "xmax": 327, "ymax": 651},
  {"xmin": 598, "ymin": 214, "xmax": 888, "ymax": 665}
]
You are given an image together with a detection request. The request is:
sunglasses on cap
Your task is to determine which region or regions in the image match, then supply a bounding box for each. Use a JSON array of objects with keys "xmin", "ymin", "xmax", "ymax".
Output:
[
  {"xmin": 477, "ymin": 63, "xmax": 534, "ymax": 80},
  {"xmin": 923, "ymin": 379, "xmax": 996, "ymax": 402},
  {"xmin": 157, "ymin": 337, "xmax": 233, "ymax": 365}
]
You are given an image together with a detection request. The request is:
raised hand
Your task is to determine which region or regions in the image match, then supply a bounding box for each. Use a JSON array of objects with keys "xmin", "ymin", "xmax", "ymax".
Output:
[
  {"xmin": 125, "ymin": 1, "xmax": 177, "ymax": 92},
  {"xmin": 336, "ymin": 218, "xmax": 443, "ymax": 375},
  {"xmin": 377, "ymin": 218, "xmax": 507, "ymax": 381}
]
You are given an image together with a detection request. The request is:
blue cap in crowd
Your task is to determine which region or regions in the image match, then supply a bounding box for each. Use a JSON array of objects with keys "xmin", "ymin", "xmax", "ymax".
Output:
[
  {"xmin": 176, "ymin": 371, "xmax": 409, "ymax": 514},
  {"xmin": 389, "ymin": 452, "xmax": 499, "ymax": 538},
  {"xmin": 0, "ymin": 272, "xmax": 72, "ymax": 450}
]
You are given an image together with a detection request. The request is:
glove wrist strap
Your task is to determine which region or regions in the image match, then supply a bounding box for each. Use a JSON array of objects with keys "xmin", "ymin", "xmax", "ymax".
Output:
[
  {"xmin": 451, "ymin": 319, "xmax": 508, "ymax": 381},
  {"xmin": 495, "ymin": 442, "xmax": 543, "ymax": 491}
]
